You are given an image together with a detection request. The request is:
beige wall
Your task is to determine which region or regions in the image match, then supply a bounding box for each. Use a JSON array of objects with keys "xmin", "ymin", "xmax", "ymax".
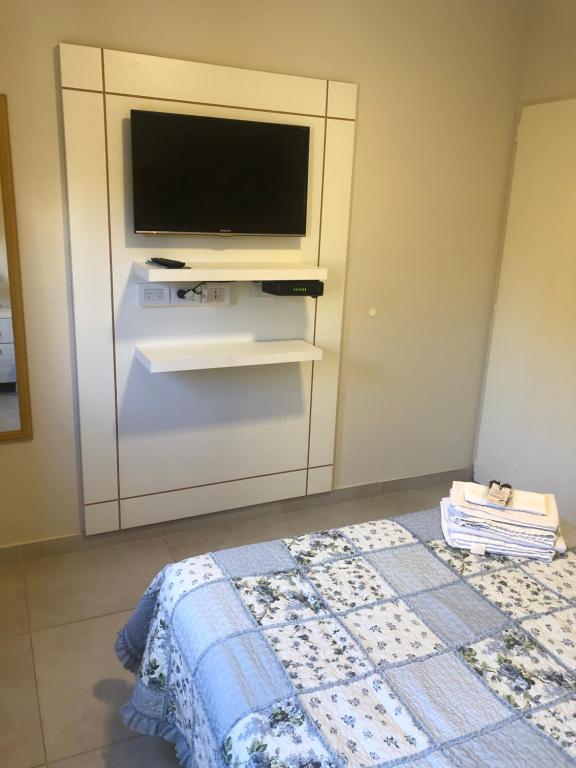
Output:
[
  {"xmin": 0, "ymin": 0, "xmax": 532, "ymax": 547},
  {"xmin": 523, "ymin": 0, "xmax": 576, "ymax": 102}
]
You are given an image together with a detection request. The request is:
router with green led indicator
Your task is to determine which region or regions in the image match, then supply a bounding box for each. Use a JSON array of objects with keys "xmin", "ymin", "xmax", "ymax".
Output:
[{"xmin": 261, "ymin": 280, "xmax": 324, "ymax": 298}]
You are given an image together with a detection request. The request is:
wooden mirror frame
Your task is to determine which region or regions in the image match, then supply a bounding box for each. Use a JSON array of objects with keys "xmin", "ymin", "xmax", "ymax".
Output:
[{"xmin": 0, "ymin": 95, "xmax": 32, "ymax": 440}]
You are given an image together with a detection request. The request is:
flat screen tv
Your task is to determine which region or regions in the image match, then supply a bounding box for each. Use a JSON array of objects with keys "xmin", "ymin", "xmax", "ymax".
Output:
[{"xmin": 131, "ymin": 110, "xmax": 310, "ymax": 236}]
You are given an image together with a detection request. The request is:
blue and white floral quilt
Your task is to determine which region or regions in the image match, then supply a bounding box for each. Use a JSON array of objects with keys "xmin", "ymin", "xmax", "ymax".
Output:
[{"xmin": 117, "ymin": 509, "xmax": 576, "ymax": 767}]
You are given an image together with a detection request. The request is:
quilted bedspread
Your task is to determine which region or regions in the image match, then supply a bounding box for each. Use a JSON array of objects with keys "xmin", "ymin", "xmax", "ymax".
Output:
[{"xmin": 116, "ymin": 509, "xmax": 576, "ymax": 768}]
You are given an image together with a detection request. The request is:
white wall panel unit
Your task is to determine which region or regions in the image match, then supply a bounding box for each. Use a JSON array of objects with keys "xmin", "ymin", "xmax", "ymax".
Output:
[
  {"xmin": 307, "ymin": 465, "xmax": 333, "ymax": 495},
  {"xmin": 62, "ymin": 89, "xmax": 119, "ymax": 509},
  {"xmin": 327, "ymin": 81, "xmax": 358, "ymax": 120},
  {"xmin": 308, "ymin": 119, "xmax": 355, "ymax": 469},
  {"xmin": 84, "ymin": 501, "xmax": 119, "ymax": 535},
  {"xmin": 120, "ymin": 470, "xmax": 307, "ymax": 528},
  {"xmin": 60, "ymin": 44, "xmax": 103, "ymax": 91},
  {"xmin": 60, "ymin": 45, "xmax": 355, "ymax": 531},
  {"xmin": 104, "ymin": 49, "xmax": 327, "ymax": 116}
]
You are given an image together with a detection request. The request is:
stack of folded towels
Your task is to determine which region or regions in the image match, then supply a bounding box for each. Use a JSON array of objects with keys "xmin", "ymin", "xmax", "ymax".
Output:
[{"xmin": 441, "ymin": 481, "xmax": 565, "ymax": 562}]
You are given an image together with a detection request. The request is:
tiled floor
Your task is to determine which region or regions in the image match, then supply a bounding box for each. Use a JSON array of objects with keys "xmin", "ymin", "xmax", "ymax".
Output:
[{"xmin": 0, "ymin": 482, "xmax": 452, "ymax": 768}]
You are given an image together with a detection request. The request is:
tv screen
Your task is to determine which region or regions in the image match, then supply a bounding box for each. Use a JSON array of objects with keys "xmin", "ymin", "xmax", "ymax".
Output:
[{"xmin": 131, "ymin": 110, "xmax": 310, "ymax": 236}]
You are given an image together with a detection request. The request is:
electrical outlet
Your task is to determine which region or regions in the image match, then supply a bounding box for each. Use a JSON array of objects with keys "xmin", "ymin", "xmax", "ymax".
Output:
[
  {"xmin": 170, "ymin": 283, "xmax": 205, "ymax": 305},
  {"xmin": 170, "ymin": 283, "xmax": 230, "ymax": 306},
  {"xmin": 138, "ymin": 283, "xmax": 170, "ymax": 307},
  {"xmin": 205, "ymin": 283, "xmax": 230, "ymax": 304}
]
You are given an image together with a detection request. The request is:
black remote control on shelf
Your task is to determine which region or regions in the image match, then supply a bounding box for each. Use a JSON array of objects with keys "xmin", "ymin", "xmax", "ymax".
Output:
[{"xmin": 148, "ymin": 257, "xmax": 188, "ymax": 269}]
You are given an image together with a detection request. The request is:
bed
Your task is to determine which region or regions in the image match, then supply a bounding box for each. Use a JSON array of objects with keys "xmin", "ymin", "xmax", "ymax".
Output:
[{"xmin": 116, "ymin": 509, "xmax": 576, "ymax": 767}]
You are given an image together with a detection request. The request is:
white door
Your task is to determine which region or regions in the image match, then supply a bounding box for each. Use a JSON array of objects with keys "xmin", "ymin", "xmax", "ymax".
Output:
[{"xmin": 475, "ymin": 99, "xmax": 576, "ymax": 521}]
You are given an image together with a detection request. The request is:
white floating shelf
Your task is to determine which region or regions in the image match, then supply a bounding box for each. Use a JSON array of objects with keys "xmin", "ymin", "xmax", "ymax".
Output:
[
  {"xmin": 135, "ymin": 339, "xmax": 323, "ymax": 373},
  {"xmin": 132, "ymin": 261, "xmax": 327, "ymax": 282}
]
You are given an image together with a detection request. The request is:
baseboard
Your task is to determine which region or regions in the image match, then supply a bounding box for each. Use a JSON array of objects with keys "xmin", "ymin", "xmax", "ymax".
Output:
[
  {"xmin": 0, "ymin": 466, "xmax": 472, "ymax": 562},
  {"xmin": 281, "ymin": 466, "xmax": 473, "ymax": 511}
]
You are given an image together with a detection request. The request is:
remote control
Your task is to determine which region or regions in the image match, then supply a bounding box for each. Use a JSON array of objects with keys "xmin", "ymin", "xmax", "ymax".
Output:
[{"xmin": 148, "ymin": 257, "xmax": 188, "ymax": 269}]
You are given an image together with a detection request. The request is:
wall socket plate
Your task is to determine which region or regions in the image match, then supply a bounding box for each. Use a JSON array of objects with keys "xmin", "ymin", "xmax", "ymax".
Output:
[
  {"xmin": 138, "ymin": 283, "xmax": 170, "ymax": 307},
  {"xmin": 170, "ymin": 282, "xmax": 230, "ymax": 306}
]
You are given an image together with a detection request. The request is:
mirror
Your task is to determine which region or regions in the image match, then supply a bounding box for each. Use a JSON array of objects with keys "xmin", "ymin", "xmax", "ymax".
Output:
[{"xmin": 0, "ymin": 95, "xmax": 31, "ymax": 439}]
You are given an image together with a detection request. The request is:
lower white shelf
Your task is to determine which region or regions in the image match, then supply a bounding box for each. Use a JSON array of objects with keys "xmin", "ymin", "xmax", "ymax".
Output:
[{"xmin": 135, "ymin": 338, "xmax": 323, "ymax": 373}]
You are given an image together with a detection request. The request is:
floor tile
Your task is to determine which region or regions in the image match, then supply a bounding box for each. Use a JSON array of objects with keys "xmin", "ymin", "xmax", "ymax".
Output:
[
  {"xmin": 354, "ymin": 493, "xmax": 401, "ymax": 520},
  {"xmin": 0, "ymin": 562, "xmax": 29, "ymax": 637},
  {"xmin": 282, "ymin": 483, "xmax": 382, "ymax": 512},
  {"xmin": 48, "ymin": 735, "xmax": 178, "ymax": 767},
  {"xmin": 385, "ymin": 484, "xmax": 447, "ymax": 515},
  {"xmin": 33, "ymin": 611, "xmax": 135, "ymax": 762},
  {"xmin": 164, "ymin": 509, "xmax": 297, "ymax": 560},
  {"xmin": 21, "ymin": 526, "xmax": 161, "ymax": 561},
  {"xmin": 562, "ymin": 519, "xmax": 576, "ymax": 548},
  {"xmin": 287, "ymin": 495, "xmax": 397, "ymax": 535},
  {"xmin": 0, "ymin": 633, "xmax": 45, "ymax": 768},
  {"xmin": 24, "ymin": 538, "xmax": 173, "ymax": 630}
]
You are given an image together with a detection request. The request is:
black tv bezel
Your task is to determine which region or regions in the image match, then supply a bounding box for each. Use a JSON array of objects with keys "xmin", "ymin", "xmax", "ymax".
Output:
[{"xmin": 130, "ymin": 110, "xmax": 310, "ymax": 237}]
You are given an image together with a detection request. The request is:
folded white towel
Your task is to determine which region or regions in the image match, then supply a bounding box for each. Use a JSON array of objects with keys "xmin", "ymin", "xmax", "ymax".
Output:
[
  {"xmin": 445, "ymin": 503, "xmax": 555, "ymax": 552},
  {"xmin": 440, "ymin": 499, "xmax": 556, "ymax": 562},
  {"xmin": 463, "ymin": 482, "xmax": 548, "ymax": 516},
  {"xmin": 451, "ymin": 482, "xmax": 559, "ymax": 532}
]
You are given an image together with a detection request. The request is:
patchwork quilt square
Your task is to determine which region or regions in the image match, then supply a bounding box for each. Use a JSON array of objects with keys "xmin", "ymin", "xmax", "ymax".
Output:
[
  {"xmin": 468, "ymin": 568, "xmax": 569, "ymax": 619},
  {"xmin": 526, "ymin": 699, "xmax": 576, "ymax": 760},
  {"xmin": 341, "ymin": 598, "xmax": 444, "ymax": 666},
  {"xmin": 214, "ymin": 540, "xmax": 296, "ymax": 578},
  {"xmin": 234, "ymin": 570, "xmax": 327, "ymax": 626},
  {"xmin": 428, "ymin": 539, "xmax": 519, "ymax": 577},
  {"xmin": 224, "ymin": 698, "xmax": 336, "ymax": 768},
  {"xmin": 445, "ymin": 718, "xmax": 576, "ymax": 768},
  {"xmin": 386, "ymin": 652, "xmax": 509, "ymax": 741},
  {"xmin": 391, "ymin": 509, "xmax": 444, "ymax": 542},
  {"xmin": 173, "ymin": 580, "xmax": 254, "ymax": 668},
  {"xmin": 301, "ymin": 673, "xmax": 430, "ymax": 765},
  {"xmin": 168, "ymin": 641, "xmax": 220, "ymax": 764},
  {"xmin": 522, "ymin": 608, "xmax": 576, "ymax": 668},
  {"xmin": 308, "ymin": 556, "xmax": 395, "ymax": 612},
  {"xmin": 408, "ymin": 582, "xmax": 508, "ymax": 645},
  {"xmin": 160, "ymin": 553, "xmax": 225, "ymax": 612},
  {"xmin": 460, "ymin": 627, "xmax": 576, "ymax": 710},
  {"xmin": 264, "ymin": 617, "xmax": 369, "ymax": 690},
  {"xmin": 368, "ymin": 543, "xmax": 457, "ymax": 595},
  {"xmin": 284, "ymin": 529, "xmax": 355, "ymax": 567},
  {"xmin": 341, "ymin": 519, "xmax": 416, "ymax": 551},
  {"xmin": 521, "ymin": 550, "xmax": 576, "ymax": 600},
  {"xmin": 195, "ymin": 632, "xmax": 292, "ymax": 740}
]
